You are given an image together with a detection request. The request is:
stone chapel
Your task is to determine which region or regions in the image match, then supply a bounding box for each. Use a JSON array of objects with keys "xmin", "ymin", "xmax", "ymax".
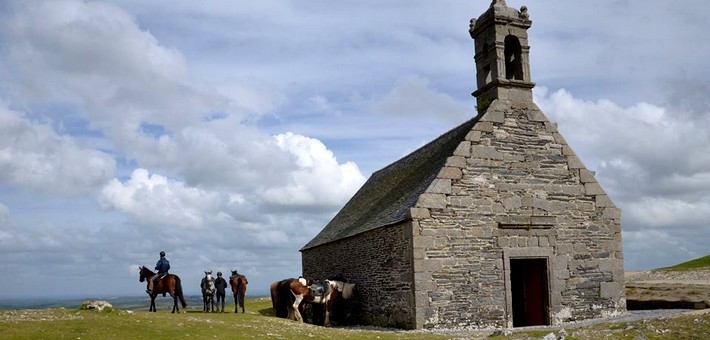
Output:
[{"xmin": 301, "ymin": 0, "xmax": 626, "ymax": 329}]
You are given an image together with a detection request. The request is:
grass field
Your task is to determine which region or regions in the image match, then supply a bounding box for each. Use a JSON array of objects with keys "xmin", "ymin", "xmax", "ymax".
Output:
[
  {"xmin": 1, "ymin": 297, "xmax": 709, "ymax": 339},
  {"xmin": 657, "ymin": 255, "xmax": 710, "ymax": 271}
]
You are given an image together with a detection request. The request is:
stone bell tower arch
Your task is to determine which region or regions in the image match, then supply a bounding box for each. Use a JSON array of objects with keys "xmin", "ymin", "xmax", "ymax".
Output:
[{"xmin": 469, "ymin": 0, "xmax": 535, "ymax": 105}]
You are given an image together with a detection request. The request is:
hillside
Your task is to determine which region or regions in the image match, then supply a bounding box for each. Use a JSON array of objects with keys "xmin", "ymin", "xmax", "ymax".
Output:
[{"xmin": 657, "ymin": 255, "xmax": 710, "ymax": 271}]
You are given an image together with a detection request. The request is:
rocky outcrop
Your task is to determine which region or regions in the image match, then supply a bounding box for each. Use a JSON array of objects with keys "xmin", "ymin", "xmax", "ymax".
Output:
[{"xmin": 80, "ymin": 300, "xmax": 114, "ymax": 312}]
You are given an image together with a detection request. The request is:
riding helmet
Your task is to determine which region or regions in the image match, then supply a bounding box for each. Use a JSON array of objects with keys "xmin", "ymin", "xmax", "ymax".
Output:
[
  {"xmin": 159, "ymin": 251, "xmax": 166, "ymax": 257},
  {"xmin": 217, "ymin": 272, "xmax": 222, "ymax": 276}
]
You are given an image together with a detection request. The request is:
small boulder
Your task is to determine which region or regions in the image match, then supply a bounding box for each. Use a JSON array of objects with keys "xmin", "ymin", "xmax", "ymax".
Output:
[{"xmin": 80, "ymin": 300, "xmax": 114, "ymax": 312}]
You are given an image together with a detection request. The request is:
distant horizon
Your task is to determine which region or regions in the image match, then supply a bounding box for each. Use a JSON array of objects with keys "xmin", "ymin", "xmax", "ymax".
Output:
[{"xmin": 0, "ymin": 291, "xmax": 271, "ymax": 301}]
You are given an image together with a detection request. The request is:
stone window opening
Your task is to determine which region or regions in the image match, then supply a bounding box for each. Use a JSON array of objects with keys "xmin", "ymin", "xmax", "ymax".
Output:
[{"xmin": 504, "ymin": 35, "xmax": 524, "ymax": 80}]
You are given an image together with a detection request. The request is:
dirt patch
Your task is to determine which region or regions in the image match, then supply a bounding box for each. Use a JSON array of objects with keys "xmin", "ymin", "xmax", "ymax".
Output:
[{"xmin": 626, "ymin": 269, "xmax": 710, "ymax": 310}]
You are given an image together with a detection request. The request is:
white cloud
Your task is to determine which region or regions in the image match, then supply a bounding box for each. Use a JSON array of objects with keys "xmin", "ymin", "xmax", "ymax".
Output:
[
  {"xmin": 261, "ymin": 132, "xmax": 366, "ymax": 208},
  {"xmin": 0, "ymin": 103, "xmax": 115, "ymax": 195},
  {"xmin": 99, "ymin": 168, "xmax": 230, "ymax": 229},
  {"xmin": 0, "ymin": 0, "xmax": 277, "ymax": 160}
]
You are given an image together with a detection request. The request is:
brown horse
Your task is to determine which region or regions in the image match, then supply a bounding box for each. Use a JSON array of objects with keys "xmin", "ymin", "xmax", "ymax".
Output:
[
  {"xmin": 138, "ymin": 266, "xmax": 187, "ymax": 313},
  {"xmin": 305, "ymin": 279, "xmax": 357, "ymax": 326},
  {"xmin": 229, "ymin": 270, "xmax": 248, "ymax": 313},
  {"xmin": 270, "ymin": 277, "xmax": 310, "ymax": 322}
]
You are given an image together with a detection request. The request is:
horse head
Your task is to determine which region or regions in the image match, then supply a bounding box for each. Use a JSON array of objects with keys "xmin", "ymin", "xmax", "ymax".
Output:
[{"xmin": 138, "ymin": 266, "xmax": 149, "ymax": 282}]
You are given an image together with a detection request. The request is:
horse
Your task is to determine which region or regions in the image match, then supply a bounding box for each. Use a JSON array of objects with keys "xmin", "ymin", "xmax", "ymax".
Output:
[
  {"xmin": 270, "ymin": 277, "xmax": 310, "ymax": 322},
  {"xmin": 138, "ymin": 266, "xmax": 187, "ymax": 313},
  {"xmin": 229, "ymin": 270, "xmax": 248, "ymax": 313},
  {"xmin": 304, "ymin": 279, "xmax": 357, "ymax": 327},
  {"xmin": 200, "ymin": 271, "xmax": 216, "ymax": 312}
]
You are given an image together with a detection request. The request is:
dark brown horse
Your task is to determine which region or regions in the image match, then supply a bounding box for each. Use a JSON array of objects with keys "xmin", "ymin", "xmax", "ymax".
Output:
[
  {"xmin": 138, "ymin": 266, "xmax": 187, "ymax": 313},
  {"xmin": 229, "ymin": 270, "xmax": 248, "ymax": 313},
  {"xmin": 270, "ymin": 277, "xmax": 310, "ymax": 322}
]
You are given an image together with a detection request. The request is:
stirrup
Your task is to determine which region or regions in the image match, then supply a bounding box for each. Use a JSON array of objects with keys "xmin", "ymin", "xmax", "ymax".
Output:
[{"xmin": 146, "ymin": 289, "xmax": 152, "ymax": 294}]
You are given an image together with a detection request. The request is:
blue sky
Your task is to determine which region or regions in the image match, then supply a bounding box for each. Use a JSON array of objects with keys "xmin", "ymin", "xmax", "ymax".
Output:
[{"xmin": 0, "ymin": 0, "xmax": 708, "ymax": 298}]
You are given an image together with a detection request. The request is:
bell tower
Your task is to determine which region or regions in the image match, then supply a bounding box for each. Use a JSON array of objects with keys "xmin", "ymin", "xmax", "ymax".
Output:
[{"xmin": 469, "ymin": 0, "xmax": 535, "ymax": 105}]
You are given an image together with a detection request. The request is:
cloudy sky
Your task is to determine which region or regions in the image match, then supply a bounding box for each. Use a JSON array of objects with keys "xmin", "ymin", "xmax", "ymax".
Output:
[{"xmin": 0, "ymin": 0, "xmax": 708, "ymax": 299}]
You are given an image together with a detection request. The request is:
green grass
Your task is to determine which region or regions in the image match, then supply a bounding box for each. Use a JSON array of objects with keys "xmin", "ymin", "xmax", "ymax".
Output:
[
  {"xmin": 0, "ymin": 298, "xmax": 708, "ymax": 339},
  {"xmin": 0, "ymin": 298, "xmax": 447, "ymax": 340},
  {"xmin": 656, "ymin": 255, "xmax": 710, "ymax": 271}
]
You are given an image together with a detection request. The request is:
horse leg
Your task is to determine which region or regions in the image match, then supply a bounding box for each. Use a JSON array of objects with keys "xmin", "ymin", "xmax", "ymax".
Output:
[
  {"xmin": 292, "ymin": 294, "xmax": 304, "ymax": 322},
  {"xmin": 241, "ymin": 287, "xmax": 246, "ymax": 313},
  {"xmin": 172, "ymin": 293, "xmax": 178, "ymax": 313},
  {"xmin": 324, "ymin": 297, "xmax": 333, "ymax": 327},
  {"xmin": 150, "ymin": 295, "xmax": 156, "ymax": 312}
]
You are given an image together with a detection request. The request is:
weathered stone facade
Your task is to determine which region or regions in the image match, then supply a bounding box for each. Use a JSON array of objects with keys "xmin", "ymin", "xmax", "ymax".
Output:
[
  {"xmin": 411, "ymin": 100, "xmax": 625, "ymax": 329},
  {"xmin": 302, "ymin": 0, "xmax": 625, "ymax": 330},
  {"xmin": 302, "ymin": 221, "xmax": 415, "ymax": 328}
]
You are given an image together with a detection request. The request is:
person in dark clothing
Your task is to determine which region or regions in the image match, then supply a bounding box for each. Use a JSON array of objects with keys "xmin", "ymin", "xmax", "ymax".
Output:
[
  {"xmin": 147, "ymin": 251, "xmax": 170, "ymax": 294},
  {"xmin": 214, "ymin": 271, "xmax": 228, "ymax": 312}
]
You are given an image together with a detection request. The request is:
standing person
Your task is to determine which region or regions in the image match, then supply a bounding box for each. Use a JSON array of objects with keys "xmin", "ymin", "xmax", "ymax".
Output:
[
  {"xmin": 147, "ymin": 251, "xmax": 170, "ymax": 294},
  {"xmin": 214, "ymin": 272, "xmax": 228, "ymax": 312}
]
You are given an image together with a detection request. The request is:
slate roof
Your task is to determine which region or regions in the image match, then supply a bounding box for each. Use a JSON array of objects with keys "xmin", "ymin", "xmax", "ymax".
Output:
[{"xmin": 301, "ymin": 116, "xmax": 481, "ymax": 250}]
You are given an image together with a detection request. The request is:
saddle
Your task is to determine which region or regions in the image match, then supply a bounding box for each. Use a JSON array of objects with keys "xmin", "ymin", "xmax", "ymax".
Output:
[
  {"xmin": 154, "ymin": 274, "xmax": 168, "ymax": 296},
  {"xmin": 309, "ymin": 281, "xmax": 330, "ymax": 299}
]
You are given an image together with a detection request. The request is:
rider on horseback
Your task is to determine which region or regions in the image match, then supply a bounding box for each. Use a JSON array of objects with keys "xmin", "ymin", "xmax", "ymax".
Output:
[{"xmin": 147, "ymin": 251, "xmax": 170, "ymax": 294}]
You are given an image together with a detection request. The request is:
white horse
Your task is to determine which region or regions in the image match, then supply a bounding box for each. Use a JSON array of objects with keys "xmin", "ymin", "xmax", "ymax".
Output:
[{"xmin": 201, "ymin": 271, "xmax": 216, "ymax": 312}]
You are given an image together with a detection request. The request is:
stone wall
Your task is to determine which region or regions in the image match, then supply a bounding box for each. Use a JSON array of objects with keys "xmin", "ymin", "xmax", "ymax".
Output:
[
  {"xmin": 301, "ymin": 221, "xmax": 416, "ymax": 328},
  {"xmin": 411, "ymin": 99, "xmax": 625, "ymax": 329}
]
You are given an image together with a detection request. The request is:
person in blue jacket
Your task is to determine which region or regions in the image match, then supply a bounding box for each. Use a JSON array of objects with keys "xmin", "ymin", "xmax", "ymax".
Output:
[{"xmin": 147, "ymin": 251, "xmax": 170, "ymax": 294}]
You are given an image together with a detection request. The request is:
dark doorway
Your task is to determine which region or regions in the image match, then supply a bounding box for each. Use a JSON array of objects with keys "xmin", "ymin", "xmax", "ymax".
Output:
[{"xmin": 510, "ymin": 258, "xmax": 549, "ymax": 327}]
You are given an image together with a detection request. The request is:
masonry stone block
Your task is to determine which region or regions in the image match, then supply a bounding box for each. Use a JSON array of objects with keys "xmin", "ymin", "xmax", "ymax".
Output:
[
  {"xmin": 502, "ymin": 196, "xmax": 522, "ymax": 210},
  {"xmin": 596, "ymin": 195, "xmax": 614, "ymax": 208},
  {"xmin": 567, "ymin": 156, "xmax": 585, "ymax": 169},
  {"xmin": 473, "ymin": 121, "xmax": 494, "ymax": 132},
  {"xmin": 427, "ymin": 178, "xmax": 452, "ymax": 194},
  {"xmin": 453, "ymin": 141, "xmax": 471, "ymax": 157},
  {"xmin": 579, "ymin": 169, "xmax": 597, "ymax": 183},
  {"xmin": 409, "ymin": 207, "xmax": 431, "ymax": 220},
  {"xmin": 600, "ymin": 282, "xmax": 623, "ymax": 299},
  {"xmin": 413, "ymin": 236, "xmax": 435, "ymax": 249},
  {"xmin": 471, "ymin": 145, "xmax": 505, "ymax": 160},
  {"xmin": 438, "ymin": 167, "xmax": 462, "ymax": 179},
  {"xmin": 446, "ymin": 156, "xmax": 467, "ymax": 167},
  {"xmin": 602, "ymin": 207, "xmax": 621, "ymax": 219},
  {"xmin": 465, "ymin": 130, "xmax": 482, "ymax": 142},
  {"xmin": 481, "ymin": 109, "xmax": 505, "ymax": 123},
  {"xmin": 584, "ymin": 182, "xmax": 605, "ymax": 195},
  {"xmin": 417, "ymin": 193, "xmax": 447, "ymax": 209}
]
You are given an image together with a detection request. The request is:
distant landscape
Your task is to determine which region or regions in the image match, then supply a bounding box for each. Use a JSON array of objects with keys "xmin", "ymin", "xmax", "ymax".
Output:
[
  {"xmin": 0, "ymin": 256, "xmax": 707, "ymax": 339},
  {"xmin": 0, "ymin": 295, "xmax": 221, "ymax": 311}
]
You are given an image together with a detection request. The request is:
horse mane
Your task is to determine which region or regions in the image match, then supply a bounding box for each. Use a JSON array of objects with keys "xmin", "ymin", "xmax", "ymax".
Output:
[{"xmin": 141, "ymin": 266, "xmax": 155, "ymax": 276}]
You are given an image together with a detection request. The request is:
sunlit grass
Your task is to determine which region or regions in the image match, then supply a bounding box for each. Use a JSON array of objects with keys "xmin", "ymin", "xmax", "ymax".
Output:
[
  {"xmin": 656, "ymin": 255, "xmax": 710, "ymax": 271},
  {"xmin": 0, "ymin": 297, "xmax": 708, "ymax": 339}
]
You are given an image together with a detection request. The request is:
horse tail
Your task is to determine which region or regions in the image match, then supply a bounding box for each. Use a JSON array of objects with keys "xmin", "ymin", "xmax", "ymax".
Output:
[
  {"xmin": 237, "ymin": 278, "xmax": 246, "ymax": 307},
  {"xmin": 175, "ymin": 276, "xmax": 187, "ymax": 308}
]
